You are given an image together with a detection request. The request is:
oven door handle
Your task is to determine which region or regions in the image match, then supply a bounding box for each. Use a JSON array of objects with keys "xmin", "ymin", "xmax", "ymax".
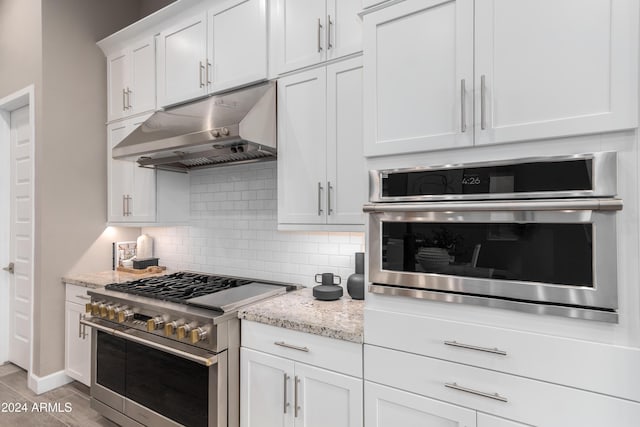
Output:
[
  {"xmin": 80, "ymin": 317, "xmax": 218, "ymax": 367},
  {"xmin": 363, "ymin": 198, "xmax": 623, "ymax": 213}
]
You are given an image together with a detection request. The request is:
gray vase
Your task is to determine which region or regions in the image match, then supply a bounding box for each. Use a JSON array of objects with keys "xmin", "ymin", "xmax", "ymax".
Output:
[{"xmin": 347, "ymin": 252, "xmax": 365, "ymax": 300}]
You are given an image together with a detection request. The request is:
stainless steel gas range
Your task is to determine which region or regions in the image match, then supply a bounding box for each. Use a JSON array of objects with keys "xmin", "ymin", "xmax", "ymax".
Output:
[{"xmin": 80, "ymin": 271, "xmax": 297, "ymax": 427}]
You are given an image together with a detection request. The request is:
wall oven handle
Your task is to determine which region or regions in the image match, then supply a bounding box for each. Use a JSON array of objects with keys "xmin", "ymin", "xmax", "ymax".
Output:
[
  {"xmin": 363, "ymin": 198, "xmax": 623, "ymax": 213},
  {"xmin": 80, "ymin": 318, "xmax": 218, "ymax": 367},
  {"xmin": 444, "ymin": 340, "xmax": 507, "ymax": 356},
  {"xmin": 445, "ymin": 382, "xmax": 508, "ymax": 403}
]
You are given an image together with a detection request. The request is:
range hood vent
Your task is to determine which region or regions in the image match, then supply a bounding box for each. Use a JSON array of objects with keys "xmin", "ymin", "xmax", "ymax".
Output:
[{"xmin": 112, "ymin": 81, "xmax": 276, "ymax": 171}]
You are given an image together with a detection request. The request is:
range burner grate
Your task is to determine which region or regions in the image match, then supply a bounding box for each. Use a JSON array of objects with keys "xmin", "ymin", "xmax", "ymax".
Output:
[{"xmin": 105, "ymin": 271, "xmax": 253, "ymax": 304}]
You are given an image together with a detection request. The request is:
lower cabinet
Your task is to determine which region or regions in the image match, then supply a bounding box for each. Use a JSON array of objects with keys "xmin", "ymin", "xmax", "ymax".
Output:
[
  {"xmin": 240, "ymin": 321, "xmax": 363, "ymax": 427},
  {"xmin": 64, "ymin": 284, "xmax": 91, "ymax": 386},
  {"xmin": 241, "ymin": 348, "xmax": 362, "ymax": 427}
]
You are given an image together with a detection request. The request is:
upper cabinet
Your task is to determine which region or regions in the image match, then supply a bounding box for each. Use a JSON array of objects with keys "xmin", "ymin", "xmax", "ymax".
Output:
[
  {"xmin": 274, "ymin": 0, "xmax": 363, "ymax": 75},
  {"xmin": 277, "ymin": 56, "xmax": 366, "ymax": 229},
  {"xmin": 107, "ymin": 37, "xmax": 156, "ymax": 122},
  {"xmin": 157, "ymin": 0, "xmax": 268, "ymax": 107},
  {"xmin": 363, "ymin": 0, "xmax": 639, "ymax": 157}
]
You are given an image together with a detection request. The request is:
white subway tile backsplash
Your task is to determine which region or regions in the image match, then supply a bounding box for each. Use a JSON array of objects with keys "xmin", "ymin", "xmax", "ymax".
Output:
[{"xmin": 143, "ymin": 162, "xmax": 364, "ymax": 287}]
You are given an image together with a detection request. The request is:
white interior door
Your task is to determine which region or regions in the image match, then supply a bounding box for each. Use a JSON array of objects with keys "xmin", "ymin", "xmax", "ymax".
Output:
[{"xmin": 8, "ymin": 105, "xmax": 32, "ymax": 370}]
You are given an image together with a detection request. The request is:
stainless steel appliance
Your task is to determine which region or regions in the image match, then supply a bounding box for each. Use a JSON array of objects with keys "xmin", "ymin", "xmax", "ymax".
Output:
[
  {"xmin": 364, "ymin": 152, "xmax": 622, "ymax": 322},
  {"xmin": 112, "ymin": 81, "xmax": 276, "ymax": 172},
  {"xmin": 80, "ymin": 272, "xmax": 297, "ymax": 427}
]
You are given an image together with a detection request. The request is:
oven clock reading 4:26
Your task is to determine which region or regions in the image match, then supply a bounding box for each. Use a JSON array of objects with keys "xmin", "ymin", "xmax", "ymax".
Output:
[{"xmin": 462, "ymin": 175, "xmax": 481, "ymax": 185}]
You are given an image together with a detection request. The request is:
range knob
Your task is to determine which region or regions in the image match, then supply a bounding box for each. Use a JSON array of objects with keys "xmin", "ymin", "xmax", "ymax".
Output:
[
  {"xmin": 190, "ymin": 326, "xmax": 209, "ymax": 344},
  {"xmin": 177, "ymin": 322, "xmax": 197, "ymax": 340},
  {"xmin": 147, "ymin": 316, "xmax": 165, "ymax": 332},
  {"xmin": 107, "ymin": 305, "xmax": 119, "ymax": 320},
  {"xmin": 85, "ymin": 303, "xmax": 93, "ymax": 314},
  {"xmin": 117, "ymin": 309, "xmax": 134, "ymax": 323},
  {"xmin": 100, "ymin": 304, "xmax": 112, "ymax": 318},
  {"xmin": 164, "ymin": 319, "xmax": 184, "ymax": 336},
  {"xmin": 91, "ymin": 301, "xmax": 104, "ymax": 316}
]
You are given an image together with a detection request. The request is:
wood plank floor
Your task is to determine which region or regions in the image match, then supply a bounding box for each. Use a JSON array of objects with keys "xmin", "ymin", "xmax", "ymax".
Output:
[{"xmin": 0, "ymin": 363, "xmax": 118, "ymax": 427}]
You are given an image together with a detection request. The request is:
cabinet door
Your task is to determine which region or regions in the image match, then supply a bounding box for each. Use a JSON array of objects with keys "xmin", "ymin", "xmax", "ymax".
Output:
[
  {"xmin": 241, "ymin": 348, "xmax": 295, "ymax": 427},
  {"xmin": 129, "ymin": 37, "xmax": 156, "ymax": 116},
  {"xmin": 107, "ymin": 121, "xmax": 134, "ymax": 222},
  {"xmin": 326, "ymin": 0, "xmax": 362, "ymax": 60},
  {"xmin": 326, "ymin": 57, "xmax": 365, "ymax": 225},
  {"xmin": 363, "ymin": 0, "xmax": 474, "ymax": 156},
  {"xmin": 65, "ymin": 302, "xmax": 91, "ymax": 386},
  {"xmin": 275, "ymin": 0, "xmax": 326, "ymax": 74},
  {"xmin": 365, "ymin": 382, "xmax": 476, "ymax": 427},
  {"xmin": 129, "ymin": 115, "xmax": 156, "ymax": 222},
  {"xmin": 477, "ymin": 414, "xmax": 528, "ymax": 427},
  {"xmin": 107, "ymin": 51, "xmax": 129, "ymax": 122},
  {"xmin": 475, "ymin": 0, "xmax": 638, "ymax": 145},
  {"xmin": 157, "ymin": 12, "xmax": 208, "ymax": 107},
  {"xmin": 209, "ymin": 0, "xmax": 268, "ymax": 93},
  {"xmin": 294, "ymin": 363, "xmax": 363, "ymax": 427},
  {"xmin": 277, "ymin": 67, "xmax": 327, "ymax": 225}
]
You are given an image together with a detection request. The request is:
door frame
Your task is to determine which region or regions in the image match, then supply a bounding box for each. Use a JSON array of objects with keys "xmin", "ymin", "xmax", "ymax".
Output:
[{"xmin": 0, "ymin": 85, "xmax": 35, "ymax": 376}]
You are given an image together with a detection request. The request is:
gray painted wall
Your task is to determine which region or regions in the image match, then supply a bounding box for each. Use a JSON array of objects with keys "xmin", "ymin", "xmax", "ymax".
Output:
[{"xmin": 0, "ymin": 0, "xmax": 163, "ymax": 378}]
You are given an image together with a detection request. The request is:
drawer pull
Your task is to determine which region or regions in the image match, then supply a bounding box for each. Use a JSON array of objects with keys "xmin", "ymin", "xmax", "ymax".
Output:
[
  {"xmin": 445, "ymin": 382, "xmax": 508, "ymax": 403},
  {"xmin": 444, "ymin": 340, "xmax": 507, "ymax": 356},
  {"xmin": 75, "ymin": 294, "xmax": 91, "ymax": 301},
  {"xmin": 274, "ymin": 341, "xmax": 309, "ymax": 353}
]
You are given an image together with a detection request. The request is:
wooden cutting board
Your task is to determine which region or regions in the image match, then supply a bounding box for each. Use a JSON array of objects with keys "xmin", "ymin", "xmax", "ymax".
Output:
[{"xmin": 116, "ymin": 266, "xmax": 167, "ymax": 274}]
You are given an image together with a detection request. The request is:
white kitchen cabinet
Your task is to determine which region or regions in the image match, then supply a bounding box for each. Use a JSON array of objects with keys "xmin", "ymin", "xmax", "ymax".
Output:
[
  {"xmin": 107, "ymin": 37, "xmax": 156, "ymax": 122},
  {"xmin": 209, "ymin": 0, "xmax": 268, "ymax": 93},
  {"xmin": 64, "ymin": 284, "xmax": 91, "ymax": 387},
  {"xmin": 107, "ymin": 115, "xmax": 156, "ymax": 223},
  {"xmin": 241, "ymin": 322, "xmax": 363, "ymax": 427},
  {"xmin": 363, "ymin": 0, "xmax": 638, "ymax": 157},
  {"xmin": 278, "ymin": 56, "xmax": 365, "ymax": 228},
  {"xmin": 274, "ymin": 0, "xmax": 362, "ymax": 74},
  {"xmin": 365, "ymin": 382, "xmax": 476, "ymax": 427},
  {"xmin": 474, "ymin": 0, "xmax": 638, "ymax": 146},
  {"xmin": 157, "ymin": 0, "xmax": 269, "ymax": 107},
  {"xmin": 157, "ymin": 12, "xmax": 209, "ymax": 107}
]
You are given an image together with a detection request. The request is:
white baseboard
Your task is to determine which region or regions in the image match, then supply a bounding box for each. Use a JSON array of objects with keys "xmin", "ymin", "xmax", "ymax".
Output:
[{"xmin": 28, "ymin": 370, "xmax": 73, "ymax": 395}]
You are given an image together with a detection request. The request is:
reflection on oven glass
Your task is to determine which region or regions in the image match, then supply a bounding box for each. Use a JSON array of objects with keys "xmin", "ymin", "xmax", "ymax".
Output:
[{"xmin": 382, "ymin": 222, "xmax": 594, "ymax": 287}]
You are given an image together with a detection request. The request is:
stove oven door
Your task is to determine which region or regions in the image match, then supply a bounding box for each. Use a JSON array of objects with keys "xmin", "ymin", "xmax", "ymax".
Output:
[{"xmin": 87, "ymin": 319, "xmax": 225, "ymax": 427}]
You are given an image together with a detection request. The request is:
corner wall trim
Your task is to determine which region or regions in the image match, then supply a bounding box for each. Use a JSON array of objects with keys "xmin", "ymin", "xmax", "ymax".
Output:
[{"xmin": 28, "ymin": 370, "xmax": 73, "ymax": 395}]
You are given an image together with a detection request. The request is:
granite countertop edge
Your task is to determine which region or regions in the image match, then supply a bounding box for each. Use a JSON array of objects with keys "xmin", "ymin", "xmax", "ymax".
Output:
[
  {"xmin": 62, "ymin": 270, "xmax": 172, "ymax": 288},
  {"xmin": 238, "ymin": 288, "xmax": 364, "ymax": 344}
]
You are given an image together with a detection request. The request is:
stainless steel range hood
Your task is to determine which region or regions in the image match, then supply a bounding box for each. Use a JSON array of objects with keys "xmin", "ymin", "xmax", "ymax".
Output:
[{"xmin": 112, "ymin": 81, "xmax": 276, "ymax": 171}]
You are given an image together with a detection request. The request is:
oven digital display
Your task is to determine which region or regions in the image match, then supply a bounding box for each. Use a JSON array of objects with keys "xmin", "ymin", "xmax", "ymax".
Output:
[{"xmin": 382, "ymin": 159, "xmax": 592, "ymax": 197}]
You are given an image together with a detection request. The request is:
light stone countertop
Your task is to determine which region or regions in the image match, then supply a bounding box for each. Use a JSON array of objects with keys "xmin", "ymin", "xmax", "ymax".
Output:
[
  {"xmin": 62, "ymin": 270, "xmax": 172, "ymax": 288},
  {"xmin": 238, "ymin": 287, "xmax": 364, "ymax": 343}
]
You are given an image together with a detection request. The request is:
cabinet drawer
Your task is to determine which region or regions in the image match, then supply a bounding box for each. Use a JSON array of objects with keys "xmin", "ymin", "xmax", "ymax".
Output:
[
  {"xmin": 365, "ymin": 345, "xmax": 640, "ymax": 427},
  {"xmin": 242, "ymin": 321, "xmax": 362, "ymax": 377},
  {"xmin": 365, "ymin": 308, "xmax": 640, "ymax": 402},
  {"xmin": 65, "ymin": 283, "xmax": 92, "ymax": 305}
]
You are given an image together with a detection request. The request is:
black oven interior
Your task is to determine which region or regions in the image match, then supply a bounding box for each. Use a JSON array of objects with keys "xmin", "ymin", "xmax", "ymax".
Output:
[
  {"xmin": 96, "ymin": 331, "xmax": 210, "ymax": 427},
  {"xmin": 382, "ymin": 222, "xmax": 594, "ymax": 287}
]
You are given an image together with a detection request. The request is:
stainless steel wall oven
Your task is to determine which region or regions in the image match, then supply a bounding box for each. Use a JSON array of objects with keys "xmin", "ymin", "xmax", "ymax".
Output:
[{"xmin": 364, "ymin": 153, "xmax": 622, "ymax": 322}]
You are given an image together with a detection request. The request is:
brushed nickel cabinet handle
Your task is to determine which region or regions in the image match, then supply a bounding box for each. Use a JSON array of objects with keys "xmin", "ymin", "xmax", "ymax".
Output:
[
  {"xmin": 294, "ymin": 376, "xmax": 300, "ymax": 417},
  {"xmin": 207, "ymin": 61, "xmax": 212, "ymax": 84},
  {"xmin": 480, "ymin": 74, "xmax": 486, "ymax": 130},
  {"xmin": 78, "ymin": 313, "xmax": 83, "ymax": 338},
  {"xmin": 75, "ymin": 294, "xmax": 91, "ymax": 301},
  {"xmin": 126, "ymin": 87, "xmax": 132, "ymax": 110},
  {"xmin": 444, "ymin": 340, "xmax": 507, "ymax": 356},
  {"xmin": 317, "ymin": 18, "xmax": 323, "ymax": 52},
  {"xmin": 283, "ymin": 373, "xmax": 290, "ymax": 413},
  {"xmin": 127, "ymin": 195, "xmax": 132, "ymax": 216},
  {"xmin": 317, "ymin": 182, "xmax": 324, "ymax": 216},
  {"xmin": 460, "ymin": 79, "xmax": 466, "ymax": 132},
  {"xmin": 327, "ymin": 15, "xmax": 333, "ymax": 50},
  {"xmin": 274, "ymin": 341, "xmax": 310, "ymax": 352},
  {"xmin": 327, "ymin": 181, "xmax": 333, "ymax": 215},
  {"xmin": 122, "ymin": 195, "xmax": 127, "ymax": 216},
  {"xmin": 199, "ymin": 61, "xmax": 205, "ymax": 88},
  {"xmin": 122, "ymin": 88, "xmax": 127, "ymax": 111},
  {"xmin": 445, "ymin": 382, "xmax": 508, "ymax": 402}
]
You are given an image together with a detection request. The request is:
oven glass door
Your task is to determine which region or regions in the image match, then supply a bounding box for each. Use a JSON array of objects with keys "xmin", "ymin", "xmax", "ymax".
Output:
[
  {"xmin": 95, "ymin": 331, "xmax": 210, "ymax": 427},
  {"xmin": 369, "ymin": 206, "xmax": 618, "ymax": 311}
]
